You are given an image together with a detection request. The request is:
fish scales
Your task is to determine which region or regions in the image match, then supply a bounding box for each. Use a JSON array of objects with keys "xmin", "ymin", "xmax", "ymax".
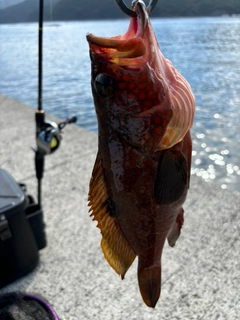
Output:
[{"xmin": 87, "ymin": 0, "xmax": 195, "ymax": 308}]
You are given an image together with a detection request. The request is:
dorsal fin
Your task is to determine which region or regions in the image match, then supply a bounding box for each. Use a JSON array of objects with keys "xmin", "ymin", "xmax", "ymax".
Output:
[{"xmin": 88, "ymin": 152, "xmax": 136, "ymax": 278}]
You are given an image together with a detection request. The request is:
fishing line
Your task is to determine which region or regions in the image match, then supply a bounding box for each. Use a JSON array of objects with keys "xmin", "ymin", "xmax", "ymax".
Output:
[{"xmin": 38, "ymin": 0, "xmax": 44, "ymax": 112}]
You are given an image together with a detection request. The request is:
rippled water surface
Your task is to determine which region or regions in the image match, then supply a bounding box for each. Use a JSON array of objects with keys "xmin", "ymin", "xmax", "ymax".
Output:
[{"xmin": 0, "ymin": 17, "xmax": 240, "ymax": 191}]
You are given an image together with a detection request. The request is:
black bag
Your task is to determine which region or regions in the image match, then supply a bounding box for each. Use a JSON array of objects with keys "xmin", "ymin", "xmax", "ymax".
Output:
[{"xmin": 0, "ymin": 169, "xmax": 46, "ymax": 288}]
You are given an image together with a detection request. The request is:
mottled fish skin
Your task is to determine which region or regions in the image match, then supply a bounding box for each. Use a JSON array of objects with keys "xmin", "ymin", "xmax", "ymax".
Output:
[{"xmin": 87, "ymin": 0, "xmax": 195, "ymax": 308}]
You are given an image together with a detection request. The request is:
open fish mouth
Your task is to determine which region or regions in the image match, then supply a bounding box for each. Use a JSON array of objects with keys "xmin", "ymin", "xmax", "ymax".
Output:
[{"xmin": 86, "ymin": 1, "xmax": 150, "ymax": 65}]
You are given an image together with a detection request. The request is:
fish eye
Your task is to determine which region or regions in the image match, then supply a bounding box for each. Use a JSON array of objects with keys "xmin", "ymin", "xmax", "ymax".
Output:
[{"xmin": 94, "ymin": 73, "xmax": 114, "ymax": 97}]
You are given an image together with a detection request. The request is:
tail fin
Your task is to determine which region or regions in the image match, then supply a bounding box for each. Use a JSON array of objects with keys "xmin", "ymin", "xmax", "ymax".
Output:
[{"xmin": 138, "ymin": 265, "xmax": 161, "ymax": 308}]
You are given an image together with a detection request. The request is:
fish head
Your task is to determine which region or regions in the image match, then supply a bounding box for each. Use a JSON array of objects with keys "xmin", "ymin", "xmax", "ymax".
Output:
[
  {"xmin": 87, "ymin": 0, "xmax": 194, "ymax": 151},
  {"xmin": 86, "ymin": 0, "xmax": 183, "ymax": 151}
]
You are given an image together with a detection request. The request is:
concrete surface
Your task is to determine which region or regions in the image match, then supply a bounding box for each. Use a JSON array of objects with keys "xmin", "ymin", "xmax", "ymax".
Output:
[{"xmin": 0, "ymin": 94, "xmax": 239, "ymax": 320}]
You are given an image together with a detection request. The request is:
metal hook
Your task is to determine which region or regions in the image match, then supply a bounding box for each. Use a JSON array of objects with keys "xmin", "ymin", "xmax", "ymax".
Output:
[{"xmin": 115, "ymin": 0, "xmax": 158, "ymax": 18}]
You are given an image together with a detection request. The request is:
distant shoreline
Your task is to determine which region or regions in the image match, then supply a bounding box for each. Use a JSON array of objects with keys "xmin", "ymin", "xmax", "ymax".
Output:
[
  {"xmin": 1, "ymin": 13, "xmax": 240, "ymax": 25},
  {"xmin": 1, "ymin": 0, "xmax": 240, "ymax": 25}
]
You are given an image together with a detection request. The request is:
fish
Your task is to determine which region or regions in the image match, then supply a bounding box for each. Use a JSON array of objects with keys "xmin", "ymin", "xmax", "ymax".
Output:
[{"xmin": 87, "ymin": 0, "xmax": 195, "ymax": 308}]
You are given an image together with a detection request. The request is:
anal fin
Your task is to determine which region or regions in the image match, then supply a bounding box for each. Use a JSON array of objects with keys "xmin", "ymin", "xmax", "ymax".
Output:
[
  {"xmin": 167, "ymin": 208, "xmax": 184, "ymax": 247},
  {"xmin": 88, "ymin": 152, "xmax": 136, "ymax": 278}
]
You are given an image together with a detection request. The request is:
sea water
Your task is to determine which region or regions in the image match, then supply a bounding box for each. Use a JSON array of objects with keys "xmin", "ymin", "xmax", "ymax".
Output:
[{"xmin": 0, "ymin": 17, "xmax": 240, "ymax": 191}]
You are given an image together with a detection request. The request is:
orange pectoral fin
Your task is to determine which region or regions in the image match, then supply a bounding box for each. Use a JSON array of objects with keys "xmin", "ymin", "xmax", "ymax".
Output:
[{"xmin": 88, "ymin": 152, "xmax": 136, "ymax": 278}]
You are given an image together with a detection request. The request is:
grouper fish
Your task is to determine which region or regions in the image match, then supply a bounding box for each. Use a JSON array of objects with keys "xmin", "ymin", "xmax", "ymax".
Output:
[{"xmin": 87, "ymin": 0, "xmax": 195, "ymax": 308}]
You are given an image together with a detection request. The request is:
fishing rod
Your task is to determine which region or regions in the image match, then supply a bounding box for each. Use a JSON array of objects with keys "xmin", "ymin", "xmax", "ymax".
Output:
[
  {"xmin": 35, "ymin": 0, "xmax": 77, "ymax": 208},
  {"xmin": 35, "ymin": 0, "xmax": 45, "ymax": 208}
]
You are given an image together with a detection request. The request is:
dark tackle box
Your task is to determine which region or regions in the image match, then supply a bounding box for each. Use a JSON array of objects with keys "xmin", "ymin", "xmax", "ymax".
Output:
[{"xmin": 0, "ymin": 168, "xmax": 46, "ymax": 288}]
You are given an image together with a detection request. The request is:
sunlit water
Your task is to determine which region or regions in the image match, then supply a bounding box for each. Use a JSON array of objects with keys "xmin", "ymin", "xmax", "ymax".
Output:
[{"xmin": 0, "ymin": 17, "xmax": 240, "ymax": 192}]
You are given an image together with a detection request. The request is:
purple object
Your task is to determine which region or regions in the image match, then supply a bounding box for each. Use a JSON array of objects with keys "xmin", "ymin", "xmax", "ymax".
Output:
[
  {"xmin": 23, "ymin": 293, "xmax": 59, "ymax": 320},
  {"xmin": 0, "ymin": 292, "xmax": 59, "ymax": 320}
]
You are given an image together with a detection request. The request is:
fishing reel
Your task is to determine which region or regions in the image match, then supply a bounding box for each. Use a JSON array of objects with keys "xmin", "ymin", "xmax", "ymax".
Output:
[
  {"xmin": 33, "ymin": 113, "xmax": 77, "ymax": 205},
  {"xmin": 35, "ymin": 116, "xmax": 77, "ymax": 155}
]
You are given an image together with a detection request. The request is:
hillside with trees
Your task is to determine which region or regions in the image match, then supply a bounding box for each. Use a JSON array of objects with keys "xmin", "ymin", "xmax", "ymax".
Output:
[
  {"xmin": 0, "ymin": 0, "xmax": 240, "ymax": 24},
  {"xmin": 158, "ymin": 0, "xmax": 240, "ymax": 17}
]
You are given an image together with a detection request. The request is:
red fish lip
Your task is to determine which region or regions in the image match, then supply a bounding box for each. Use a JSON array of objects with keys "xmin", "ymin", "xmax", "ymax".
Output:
[{"xmin": 86, "ymin": 1, "xmax": 148, "ymax": 61}]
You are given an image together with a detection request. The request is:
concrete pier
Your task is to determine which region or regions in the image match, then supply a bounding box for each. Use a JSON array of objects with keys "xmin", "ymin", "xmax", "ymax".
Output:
[{"xmin": 0, "ymin": 94, "xmax": 239, "ymax": 319}]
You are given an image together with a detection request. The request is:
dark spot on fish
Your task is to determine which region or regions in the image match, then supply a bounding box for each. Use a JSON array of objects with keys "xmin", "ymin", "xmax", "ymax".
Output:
[
  {"xmin": 94, "ymin": 73, "xmax": 114, "ymax": 97},
  {"xmin": 154, "ymin": 150, "xmax": 188, "ymax": 205},
  {"xmin": 107, "ymin": 198, "xmax": 119, "ymax": 217}
]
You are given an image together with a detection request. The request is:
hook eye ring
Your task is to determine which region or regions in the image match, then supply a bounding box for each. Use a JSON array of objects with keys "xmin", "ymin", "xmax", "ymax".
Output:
[{"xmin": 115, "ymin": 0, "xmax": 158, "ymax": 17}]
